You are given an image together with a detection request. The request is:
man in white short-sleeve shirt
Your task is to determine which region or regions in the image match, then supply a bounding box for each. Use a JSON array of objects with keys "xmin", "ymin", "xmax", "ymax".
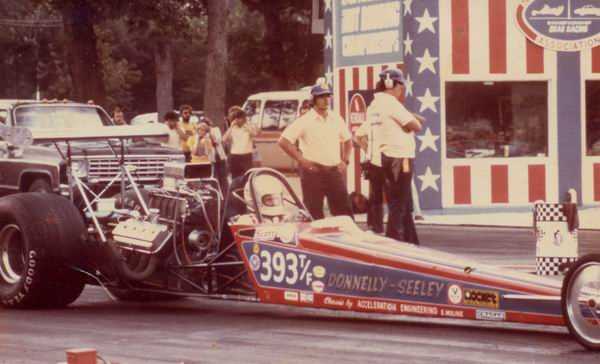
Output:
[
  {"xmin": 375, "ymin": 69, "xmax": 424, "ymax": 244},
  {"xmin": 279, "ymin": 80, "xmax": 353, "ymax": 220},
  {"xmin": 355, "ymin": 107, "xmax": 385, "ymax": 233}
]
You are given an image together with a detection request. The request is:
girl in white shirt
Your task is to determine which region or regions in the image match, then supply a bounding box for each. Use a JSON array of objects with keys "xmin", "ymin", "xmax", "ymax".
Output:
[{"xmin": 223, "ymin": 108, "xmax": 258, "ymax": 179}]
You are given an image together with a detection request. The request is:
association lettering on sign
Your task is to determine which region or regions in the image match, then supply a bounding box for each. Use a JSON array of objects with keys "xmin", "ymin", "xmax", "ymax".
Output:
[
  {"xmin": 516, "ymin": 0, "xmax": 600, "ymax": 52},
  {"xmin": 463, "ymin": 289, "xmax": 500, "ymax": 309}
]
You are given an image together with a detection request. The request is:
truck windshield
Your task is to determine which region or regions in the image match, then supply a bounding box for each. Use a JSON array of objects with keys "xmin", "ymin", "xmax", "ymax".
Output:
[{"xmin": 14, "ymin": 105, "xmax": 113, "ymax": 129}]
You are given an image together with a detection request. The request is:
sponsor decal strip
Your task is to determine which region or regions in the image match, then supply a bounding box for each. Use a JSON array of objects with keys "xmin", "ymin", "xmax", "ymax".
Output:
[
  {"xmin": 257, "ymin": 287, "xmax": 564, "ymax": 326},
  {"xmin": 241, "ymin": 242, "xmax": 563, "ymax": 317}
]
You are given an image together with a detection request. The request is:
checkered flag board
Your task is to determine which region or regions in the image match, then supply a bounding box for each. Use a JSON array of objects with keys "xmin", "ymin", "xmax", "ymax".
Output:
[
  {"xmin": 536, "ymin": 257, "xmax": 578, "ymax": 276},
  {"xmin": 534, "ymin": 203, "xmax": 566, "ymax": 222}
]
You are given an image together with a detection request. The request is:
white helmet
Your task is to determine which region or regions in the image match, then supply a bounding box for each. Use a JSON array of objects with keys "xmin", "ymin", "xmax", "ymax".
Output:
[{"xmin": 244, "ymin": 174, "xmax": 286, "ymax": 218}]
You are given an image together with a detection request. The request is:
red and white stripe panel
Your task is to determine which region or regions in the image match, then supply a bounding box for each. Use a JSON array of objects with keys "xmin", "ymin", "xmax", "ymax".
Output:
[
  {"xmin": 581, "ymin": 46, "xmax": 600, "ymax": 204},
  {"xmin": 444, "ymin": 159, "xmax": 550, "ymax": 206},
  {"xmin": 439, "ymin": 0, "xmax": 557, "ymax": 79},
  {"xmin": 439, "ymin": 0, "xmax": 561, "ymax": 207},
  {"xmin": 334, "ymin": 63, "xmax": 404, "ymax": 195}
]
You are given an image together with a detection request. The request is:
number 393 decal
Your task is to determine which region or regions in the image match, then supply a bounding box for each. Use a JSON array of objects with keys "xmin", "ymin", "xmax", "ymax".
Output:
[{"xmin": 245, "ymin": 243, "xmax": 318, "ymax": 290}]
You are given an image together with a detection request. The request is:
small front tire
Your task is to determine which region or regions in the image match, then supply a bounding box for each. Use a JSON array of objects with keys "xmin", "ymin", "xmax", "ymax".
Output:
[{"xmin": 561, "ymin": 254, "xmax": 600, "ymax": 350}]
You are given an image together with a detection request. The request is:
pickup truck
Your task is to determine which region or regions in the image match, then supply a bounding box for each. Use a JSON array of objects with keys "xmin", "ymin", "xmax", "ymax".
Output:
[{"xmin": 0, "ymin": 100, "xmax": 184, "ymax": 195}]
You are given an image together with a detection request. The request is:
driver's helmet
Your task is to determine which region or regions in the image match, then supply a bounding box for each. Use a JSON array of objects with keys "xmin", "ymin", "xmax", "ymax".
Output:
[{"xmin": 244, "ymin": 174, "xmax": 285, "ymax": 218}]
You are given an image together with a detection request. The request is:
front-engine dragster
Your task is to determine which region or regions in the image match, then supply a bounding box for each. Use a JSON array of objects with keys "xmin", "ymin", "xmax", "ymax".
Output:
[{"xmin": 0, "ymin": 126, "xmax": 599, "ymax": 351}]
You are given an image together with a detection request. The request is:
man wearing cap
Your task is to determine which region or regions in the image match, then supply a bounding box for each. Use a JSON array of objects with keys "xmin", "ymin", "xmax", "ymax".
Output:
[
  {"xmin": 372, "ymin": 68, "xmax": 424, "ymax": 244},
  {"xmin": 278, "ymin": 79, "xmax": 353, "ymax": 220}
]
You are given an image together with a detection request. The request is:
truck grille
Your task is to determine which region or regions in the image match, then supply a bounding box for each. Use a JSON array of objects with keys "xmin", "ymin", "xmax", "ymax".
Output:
[{"xmin": 87, "ymin": 156, "xmax": 173, "ymax": 182}]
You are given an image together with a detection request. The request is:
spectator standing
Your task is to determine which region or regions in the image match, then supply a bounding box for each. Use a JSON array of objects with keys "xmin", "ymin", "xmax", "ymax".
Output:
[
  {"xmin": 190, "ymin": 122, "xmax": 212, "ymax": 163},
  {"xmin": 278, "ymin": 79, "xmax": 353, "ymax": 220},
  {"xmin": 223, "ymin": 107, "xmax": 258, "ymax": 179},
  {"xmin": 163, "ymin": 111, "xmax": 188, "ymax": 152},
  {"xmin": 374, "ymin": 69, "xmax": 423, "ymax": 244},
  {"xmin": 112, "ymin": 105, "xmax": 127, "ymax": 125},
  {"xmin": 355, "ymin": 112, "xmax": 385, "ymax": 234},
  {"xmin": 201, "ymin": 117, "xmax": 229, "ymax": 193},
  {"xmin": 179, "ymin": 105, "xmax": 196, "ymax": 162}
]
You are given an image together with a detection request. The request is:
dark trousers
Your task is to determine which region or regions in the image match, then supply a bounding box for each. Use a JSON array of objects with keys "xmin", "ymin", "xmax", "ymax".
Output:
[
  {"xmin": 213, "ymin": 159, "xmax": 229, "ymax": 196},
  {"xmin": 299, "ymin": 166, "xmax": 353, "ymax": 220},
  {"xmin": 229, "ymin": 153, "xmax": 253, "ymax": 179},
  {"xmin": 381, "ymin": 154, "xmax": 419, "ymax": 245},
  {"xmin": 367, "ymin": 164, "xmax": 385, "ymax": 233}
]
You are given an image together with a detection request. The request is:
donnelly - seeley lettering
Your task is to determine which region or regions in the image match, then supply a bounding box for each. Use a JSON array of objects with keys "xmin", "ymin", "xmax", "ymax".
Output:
[
  {"xmin": 327, "ymin": 273, "xmax": 387, "ymax": 293},
  {"xmin": 395, "ymin": 279, "xmax": 445, "ymax": 298}
]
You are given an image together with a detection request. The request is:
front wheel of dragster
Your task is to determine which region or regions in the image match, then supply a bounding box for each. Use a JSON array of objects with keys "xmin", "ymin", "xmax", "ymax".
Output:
[
  {"xmin": 561, "ymin": 254, "xmax": 600, "ymax": 350},
  {"xmin": 0, "ymin": 193, "xmax": 86, "ymax": 309}
]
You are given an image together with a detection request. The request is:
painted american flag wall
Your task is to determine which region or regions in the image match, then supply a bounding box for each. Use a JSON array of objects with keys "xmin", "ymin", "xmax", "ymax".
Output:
[
  {"xmin": 440, "ymin": 0, "xmax": 559, "ymax": 207},
  {"xmin": 325, "ymin": 0, "xmax": 600, "ymax": 209}
]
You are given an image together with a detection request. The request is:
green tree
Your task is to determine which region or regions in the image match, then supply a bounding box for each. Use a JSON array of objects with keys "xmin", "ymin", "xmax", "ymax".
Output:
[
  {"xmin": 35, "ymin": 0, "xmax": 128, "ymax": 105},
  {"xmin": 123, "ymin": 1, "xmax": 206, "ymax": 122},
  {"xmin": 240, "ymin": 0, "xmax": 323, "ymax": 90}
]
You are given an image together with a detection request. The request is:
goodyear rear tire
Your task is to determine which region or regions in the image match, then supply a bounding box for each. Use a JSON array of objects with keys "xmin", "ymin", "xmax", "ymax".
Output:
[
  {"xmin": 0, "ymin": 193, "xmax": 86, "ymax": 308},
  {"xmin": 561, "ymin": 254, "xmax": 600, "ymax": 350}
]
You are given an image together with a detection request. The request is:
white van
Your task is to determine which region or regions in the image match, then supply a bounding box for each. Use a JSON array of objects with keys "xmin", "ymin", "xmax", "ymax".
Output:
[{"xmin": 242, "ymin": 90, "xmax": 311, "ymax": 171}]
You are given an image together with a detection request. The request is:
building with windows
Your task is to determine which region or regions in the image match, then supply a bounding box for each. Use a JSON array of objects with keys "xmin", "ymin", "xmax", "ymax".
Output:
[{"xmin": 320, "ymin": 0, "xmax": 600, "ymax": 209}]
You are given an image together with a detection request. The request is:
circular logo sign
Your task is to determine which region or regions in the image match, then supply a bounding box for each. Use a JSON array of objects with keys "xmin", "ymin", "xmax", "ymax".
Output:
[
  {"xmin": 516, "ymin": 0, "xmax": 600, "ymax": 52},
  {"xmin": 249, "ymin": 254, "xmax": 261, "ymax": 271},
  {"xmin": 447, "ymin": 284, "xmax": 463, "ymax": 305},
  {"xmin": 311, "ymin": 280, "xmax": 325, "ymax": 293},
  {"xmin": 313, "ymin": 265, "xmax": 326, "ymax": 279}
]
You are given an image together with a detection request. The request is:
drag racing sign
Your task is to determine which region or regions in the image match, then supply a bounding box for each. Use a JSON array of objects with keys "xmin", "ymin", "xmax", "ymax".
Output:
[
  {"xmin": 516, "ymin": 0, "xmax": 600, "ymax": 52},
  {"xmin": 348, "ymin": 93, "xmax": 367, "ymax": 132}
]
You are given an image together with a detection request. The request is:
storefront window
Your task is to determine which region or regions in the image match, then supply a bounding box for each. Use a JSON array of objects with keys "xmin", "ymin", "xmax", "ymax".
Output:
[
  {"xmin": 586, "ymin": 81, "xmax": 600, "ymax": 156},
  {"xmin": 445, "ymin": 81, "xmax": 548, "ymax": 158}
]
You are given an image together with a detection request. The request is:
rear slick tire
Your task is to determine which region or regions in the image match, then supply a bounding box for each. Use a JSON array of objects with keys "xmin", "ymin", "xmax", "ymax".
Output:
[
  {"xmin": 561, "ymin": 254, "xmax": 600, "ymax": 351},
  {"xmin": 0, "ymin": 193, "xmax": 86, "ymax": 309}
]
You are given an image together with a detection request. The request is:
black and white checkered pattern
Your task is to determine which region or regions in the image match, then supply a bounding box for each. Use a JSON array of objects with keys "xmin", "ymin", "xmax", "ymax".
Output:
[
  {"xmin": 534, "ymin": 203, "xmax": 566, "ymax": 222},
  {"xmin": 536, "ymin": 256, "xmax": 577, "ymax": 275}
]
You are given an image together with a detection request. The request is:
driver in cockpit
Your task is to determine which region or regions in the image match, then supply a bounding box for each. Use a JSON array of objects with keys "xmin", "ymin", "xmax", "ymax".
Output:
[{"xmin": 234, "ymin": 174, "xmax": 289, "ymax": 225}]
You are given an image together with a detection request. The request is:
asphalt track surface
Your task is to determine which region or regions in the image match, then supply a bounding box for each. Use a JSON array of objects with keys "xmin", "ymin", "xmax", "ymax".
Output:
[{"xmin": 2, "ymin": 225, "xmax": 600, "ymax": 364}]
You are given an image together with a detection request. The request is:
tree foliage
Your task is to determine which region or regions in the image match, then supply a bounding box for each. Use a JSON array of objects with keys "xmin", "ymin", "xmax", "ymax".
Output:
[{"xmin": 0, "ymin": 0, "xmax": 323, "ymax": 118}]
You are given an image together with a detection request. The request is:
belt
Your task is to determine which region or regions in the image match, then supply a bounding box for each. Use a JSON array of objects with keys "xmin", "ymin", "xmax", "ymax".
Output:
[{"xmin": 310, "ymin": 162, "xmax": 339, "ymax": 172}]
